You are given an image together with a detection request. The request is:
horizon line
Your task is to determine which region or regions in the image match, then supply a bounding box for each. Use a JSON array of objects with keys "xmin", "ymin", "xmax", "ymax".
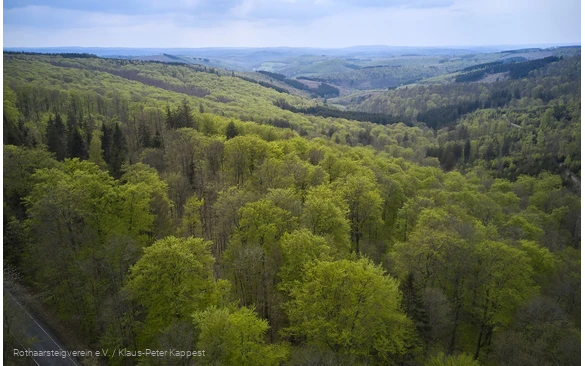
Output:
[{"xmin": 3, "ymin": 43, "xmax": 581, "ymax": 50}]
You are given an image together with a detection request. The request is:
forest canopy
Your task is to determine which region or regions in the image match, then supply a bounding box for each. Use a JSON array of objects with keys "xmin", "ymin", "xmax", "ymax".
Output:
[{"xmin": 3, "ymin": 51, "xmax": 580, "ymax": 366}]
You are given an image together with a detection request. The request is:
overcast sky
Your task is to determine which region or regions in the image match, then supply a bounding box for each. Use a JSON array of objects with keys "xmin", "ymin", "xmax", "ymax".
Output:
[{"xmin": 3, "ymin": 0, "xmax": 581, "ymax": 48}]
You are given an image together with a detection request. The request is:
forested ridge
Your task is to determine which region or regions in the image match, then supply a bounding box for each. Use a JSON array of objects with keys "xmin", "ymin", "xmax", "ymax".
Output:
[
  {"xmin": 257, "ymin": 70, "xmax": 340, "ymax": 97},
  {"xmin": 454, "ymin": 56, "xmax": 560, "ymax": 83},
  {"xmin": 3, "ymin": 52, "xmax": 580, "ymax": 365},
  {"xmin": 353, "ymin": 56, "xmax": 581, "ymax": 179}
]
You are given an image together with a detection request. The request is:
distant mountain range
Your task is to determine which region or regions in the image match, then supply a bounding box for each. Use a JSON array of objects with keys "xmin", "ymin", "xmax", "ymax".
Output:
[
  {"xmin": 5, "ymin": 44, "xmax": 579, "ymax": 74},
  {"xmin": 4, "ymin": 44, "xmax": 579, "ymax": 58}
]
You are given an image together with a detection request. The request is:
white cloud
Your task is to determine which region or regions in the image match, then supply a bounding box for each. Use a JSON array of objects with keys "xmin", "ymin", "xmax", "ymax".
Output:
[{"xmin": 3, "ymin": 0, "xmax": 580, "ymax": 47}]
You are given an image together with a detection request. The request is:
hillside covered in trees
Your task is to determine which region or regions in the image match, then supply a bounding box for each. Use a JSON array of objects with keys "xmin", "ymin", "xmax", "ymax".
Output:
[
  {"xmin": 3, "ymin": 51, "xmax": 580, "ymax": 366},
  {"xmin": 352, "ymin": 55, "xmax": 581, "ymax": 178}
]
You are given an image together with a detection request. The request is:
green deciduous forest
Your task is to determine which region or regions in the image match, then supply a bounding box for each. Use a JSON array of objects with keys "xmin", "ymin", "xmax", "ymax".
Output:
[{"xmin": 3, "ymin": 51, "xmax": 580, "ymax": 365}]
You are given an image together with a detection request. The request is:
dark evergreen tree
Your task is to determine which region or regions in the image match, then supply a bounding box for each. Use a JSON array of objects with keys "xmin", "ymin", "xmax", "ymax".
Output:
[
  {"xmin": 101, "ymin": 123, "xmax": 112, "ymax": 163},
  {"xmin": 165, "ymin": 105, "xmax": 175, "ymax": 129},
  {"xmin": 46, "ymin": 114, "xmax": 67, "ymax": 160},
  {"xmin": 68, "ymin": 127, "xmax": 88, "ymax": 160},
  {"xmin": 81, "ymin": 115, "xmax": 93, "ymax": 148},
  {"xmin": 226, "ymin": 121, "xmax": 239, "ymax": 140},
  {"xmin": 139, "ymin": 119, "xmax": 152, "ymax": 148},
  {"xmin": 66, "ymin": 113, "xmax": 88, "ymax": 159},
  {"xmin": 501, "ymin": 136, "xmax": 513, "ymax": 157},
  {"xmin": 400, "ymin": 273, "xmax": 431, "ymax": 351},
  {"xmin": 464, "ymin": 139, "xmax": 472, "ymax": 163},
  {"xmin": 177, "ymin": 99, "xmax": 192, "ymax": 128},
  {"xmin": 452, "ymin": 143, "xmax": 463, "ymax": 161},
  {"xmin": 484, "ymin": 142, "xmax": 497, "ymax": 160},
  {"xmin": 440, "ymin": 149, "xmax": 456, "ymax": 170},
  {"xmin": 4, "ymin": 114, "xmax": 25, "ymax": 146},
  {"xmin": 109, "ymin": 123, "xmax": 127, "ymax": 178},
  {"xmin": 152, "ymin": 130, "xmax": 163, "ymax": 149}
]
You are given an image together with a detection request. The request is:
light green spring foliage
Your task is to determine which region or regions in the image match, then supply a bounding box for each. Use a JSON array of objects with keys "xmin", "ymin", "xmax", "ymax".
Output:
[
  {"xmin": 338, "ymin": 174, "xmax": 384, "ymax": 253},
  {"xmin": 300, "ymin": 184, "xmax": 351, "ymax": 254},
  {"xmin": 469, "ymin": 241, "xmax": 537, "ymax": 326},
  {"xmin": 278, "ymin": 229, "xmax": 332, "ymax": 291},
  {"xmin": 518, "ymin": 240, "xmax": 556, "ymax": 283},
  {"xmin": 27, "ymin": 159, "xmax": 153, "ymax": 245},
  {"xmin": 265, "ymin": 188, "xmax": 303, "ymax": 218},
  {"xmin": 223, "ymin": 135, "xmax": 284, "ymax": 185},
  {"xmin": 284, "ymin": 258, "xmax": 414, "ymax": 364},
  {"xmin": 88, "ymin": 130, "xmax": 108, "ymax": 170},
  {"xmin": 3, "ymin": 53, "xmax": 443, "ymax": 163},
  {"xmin": 4, "ymin": 54, "xmax": 581, "ymax": 365},
  {"xmin": 3, "ymin": 145, "xmax": 58, "ymax": 214},
  {"xmin": 223, "ymin": 197, "xmax": 297, "ymax": 319},
  {"xmin": 3, "ymin": 83, "xmax": 20, "ymax": 121},
  {"xmin": 181, "ymin": 195, "xmax": 204, "ymax": 237},
  {"xmin": 193, "ymin": 307, "xmax": 289, "ymax": 366},
  {"xmin": 24, "ymin": 159, "xmax": 154, "ymax": 324},
  {"xmin": 425, "ymin": 352, "xmax": 479, "ymax": 366},
  {"xmin": 121, "ymin": 163, "xmax": 174, "ymax": 239},
  {"xmin": 236, "ymin": 198, "xmax": 295, "ymax": 250},
  {"xmin": 392, "ymin": 207, "xmax": 486, "ymax": 288},
  {"xmin": 126, "ymin": 236, "xmax": 219, "ymax": 339},
  {"xmin": 391, "ymin": 206, "xmax": 537, "ymax": 358}
]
